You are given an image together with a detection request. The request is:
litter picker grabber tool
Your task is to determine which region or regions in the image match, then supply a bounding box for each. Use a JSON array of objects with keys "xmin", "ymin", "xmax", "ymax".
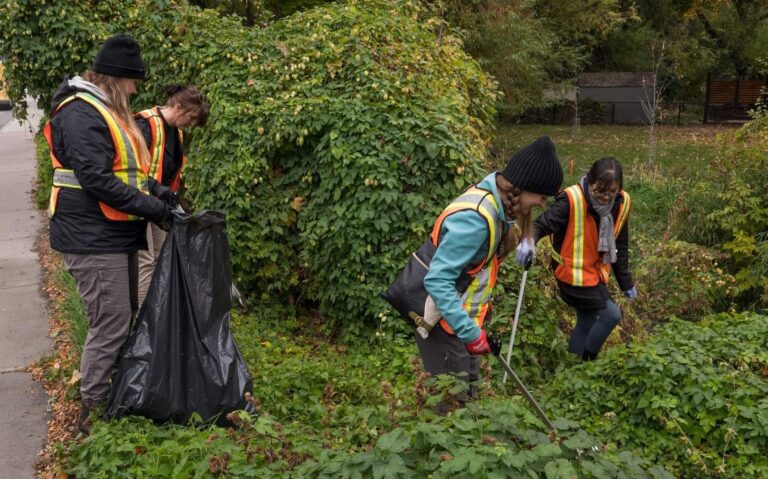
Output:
[
  {"xmin": 503, "ymin": 252, "xmax": 533, "ymax": 384},
  {"xmin": 489, "ymin": 336, "xmax": 556, "ymax": 431}
]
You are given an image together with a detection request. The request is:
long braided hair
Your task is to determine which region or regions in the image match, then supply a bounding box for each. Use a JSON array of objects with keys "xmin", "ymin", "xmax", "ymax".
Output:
[{"xmin": 499, "ymin": 184, "xmax": 533, "ymax": 259}]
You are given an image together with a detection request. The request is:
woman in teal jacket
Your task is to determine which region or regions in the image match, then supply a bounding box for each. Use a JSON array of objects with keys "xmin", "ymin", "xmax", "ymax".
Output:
[{"xmin": 419, "ymin": 136, "xmax": 563, "ymax": 406}]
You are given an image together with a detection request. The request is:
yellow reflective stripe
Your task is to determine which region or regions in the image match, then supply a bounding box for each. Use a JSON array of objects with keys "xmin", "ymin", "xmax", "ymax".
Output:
[
  {"xmin": 53, "ymin": 96, "xmax": 79, "ymax": 112},
  {"xmin": 457, "ymin": 186, "xmax": 501, "ymax": 263},
  {"xmin": 568, "ymin": 186, "xmax": 586, "ymax": 287},
  {"xmin": 145, "ymin": 111, "xmax": 164, "ymax": 179},
  {"xmin": 80, "ymin": 97, "xmax": 132, "ymax": 182},
  {"xmin": 463, "ymin": 275, "xmax": 482, "ymax": 319},
  {"xmin": 75, "ymin": 93, "xmax": 144, "ymax": 192},
  {"xmin": 615, "ymin": 192, "xmax": 631, "ymax": 234},
  {"xmin": 48, "ymin": 187, "xmax": 59, "ymax": 217},
  {"xmin": 462, "ymin": 269, "xmax": 489, "ymax": 323},
  {"xmin": 477, "ymin": 205, "xmax": 497, "ymax": 264}
]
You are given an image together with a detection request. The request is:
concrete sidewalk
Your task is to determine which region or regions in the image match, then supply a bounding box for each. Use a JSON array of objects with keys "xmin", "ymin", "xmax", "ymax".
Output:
[{"xmin": 0, "ymin": 100, "xmax": 51, "ymax": 478}]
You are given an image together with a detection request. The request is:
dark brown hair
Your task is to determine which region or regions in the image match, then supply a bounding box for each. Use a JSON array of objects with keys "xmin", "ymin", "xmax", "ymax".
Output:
[
  {"xmin": 165, "ymin": 85, "xmax": 209, "ymax": 126},
  {"xmin": 586, "ymin": 157, "xmax": 623, "ymax": 191}
]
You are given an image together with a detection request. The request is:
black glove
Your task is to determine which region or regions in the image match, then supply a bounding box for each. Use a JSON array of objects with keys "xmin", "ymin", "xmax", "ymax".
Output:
[
  {"xmin": 151, "ymin": 181, "xmax": 178, "ymax": 207},
  {"xmin": 159, "ymin": 188, "xmax": 179, "ymax": 208},
  {"xmin": 153, "ymin": 202, "xmax": 174, "ymax": 231}
]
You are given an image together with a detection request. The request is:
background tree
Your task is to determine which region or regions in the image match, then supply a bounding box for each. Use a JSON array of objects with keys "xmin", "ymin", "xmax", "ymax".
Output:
[
  {"xmin": 434, "ymin": 0, "xmax": 629, "ymax": 118},
  {"xmin": 596, "ymin": 0, "xmax": 768, "ymax": 102},
  {"xmin": 188, "ymin": 0, "xmax": 335, "ymax": 23}
]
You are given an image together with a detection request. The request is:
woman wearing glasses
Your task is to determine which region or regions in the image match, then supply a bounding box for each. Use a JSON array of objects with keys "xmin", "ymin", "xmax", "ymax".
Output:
[{"xmin": 530, "ymin": 157, "xmax": 637, "ymax": 360}]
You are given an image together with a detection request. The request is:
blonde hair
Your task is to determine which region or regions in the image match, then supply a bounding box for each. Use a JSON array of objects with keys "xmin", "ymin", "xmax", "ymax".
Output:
[
  {"xmin": 499, "ymin": 185, "xmax": 532, "ymax": 258},
  {"xmin": 83, "ymin": 70, "xmax": 151, "ymax": 169}
]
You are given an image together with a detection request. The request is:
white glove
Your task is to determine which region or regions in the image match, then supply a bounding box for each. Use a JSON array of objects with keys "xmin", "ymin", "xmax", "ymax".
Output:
[
  {"xmin": 515, "ymin": 237, "xmax": 535, "ymax": 266},
  {"xmin": 416, "ymin": 296, "xmax": 442, "ymax": 339}
]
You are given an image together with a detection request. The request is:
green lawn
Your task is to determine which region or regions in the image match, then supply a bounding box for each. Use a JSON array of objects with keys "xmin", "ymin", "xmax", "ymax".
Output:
[
  {"xmin": 492, "ymin": 124, "xmax": 734, "ymax": 184},
  {"xmin": 492, "ymin": 124, "xmax": 735, "ymax": 241}
]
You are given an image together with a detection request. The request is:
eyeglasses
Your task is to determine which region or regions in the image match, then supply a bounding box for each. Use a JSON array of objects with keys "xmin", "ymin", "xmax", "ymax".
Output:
[{"xmin": 589, "ymin": 184, "xmax": 620, "ymax": 196}]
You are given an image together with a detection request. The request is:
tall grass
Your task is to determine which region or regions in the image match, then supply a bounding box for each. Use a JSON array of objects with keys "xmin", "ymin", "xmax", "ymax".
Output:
[
  {"xmin": 34, "ymin": 133, "xmax": 53, "ymax": 210},
  {"xmin": 55, "ymin": 267, "xmax": 88, "ymax": 354}
]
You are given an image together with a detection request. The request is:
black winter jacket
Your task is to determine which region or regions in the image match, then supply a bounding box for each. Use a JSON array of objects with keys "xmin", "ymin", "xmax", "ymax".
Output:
[
  {"xmin": 136, "ymin": 109, "xmax": 185, "ymax": 187},
  {"xmin": 534, "ymin": 188, "xmax": 633, "ymax": 309},
  {"xmin": 48, "ymin": 80, "xmax": 169, "ymax": 254}
]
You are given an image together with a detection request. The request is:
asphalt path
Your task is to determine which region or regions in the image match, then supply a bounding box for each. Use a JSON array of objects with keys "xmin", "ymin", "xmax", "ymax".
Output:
[{"xmin": 0, "ymin": 110, "xmax": 12, "ymax": 129}]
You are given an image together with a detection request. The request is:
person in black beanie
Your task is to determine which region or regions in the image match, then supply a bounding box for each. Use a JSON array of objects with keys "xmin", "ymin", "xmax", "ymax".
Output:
[
  {"xmin": 402, "ymin": 135, "xmax": 563, "ymax": 413},
  {"xmin": 44, "ymin": 34, "xmax": 175, "ymax": 434},
  {"xmin": 532, "ymin": 157, "xmax": 637, "ymax": 361}
]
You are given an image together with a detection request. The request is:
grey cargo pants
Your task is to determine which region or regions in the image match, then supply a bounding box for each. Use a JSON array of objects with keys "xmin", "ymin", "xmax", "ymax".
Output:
[
  {"xmin": 415, "ymin": 325, "xmax": 479, "ymax": 413},
  {"xmin": 63, "ymin": 252, "xmax": 138, "ymax": 405}
]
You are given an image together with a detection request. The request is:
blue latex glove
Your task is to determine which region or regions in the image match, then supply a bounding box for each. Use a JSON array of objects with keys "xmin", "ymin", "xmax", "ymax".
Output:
[
  {"xmin": 515, "ymin": 237, "xmax": 535, "ymax": 266},
  {"xmin": 623, "ymin": 286, "xmax": 638, "ymax": 300}
]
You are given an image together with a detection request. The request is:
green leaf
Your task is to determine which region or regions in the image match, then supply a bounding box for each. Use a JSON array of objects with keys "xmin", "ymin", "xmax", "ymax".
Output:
[
  {"xmin": 544, "ymin": 459, "xmax": 577, "ymax": 479},
  {"xmin": 375, "ymin": 428, "xmax": 410, "ymax": 454},
  {"xmin": 425, "ymin": 142, "xmax": 440, "ymax": 159}
]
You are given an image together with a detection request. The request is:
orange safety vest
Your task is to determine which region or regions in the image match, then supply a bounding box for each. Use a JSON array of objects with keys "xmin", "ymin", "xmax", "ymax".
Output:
[
  {"xmin": 554, "ymin": 184, "xmax": 631, "ymax": 287},
  {"xmin": 135, "ymin": 107, "xmax": 187, "ymax": 192},
  {"xmin": 430, "ymin": 185, "xmax": 503, "ymax": 335},
  {"xmin": 44, "ymin": 92, "xmax": 150, "ymax": 221}
]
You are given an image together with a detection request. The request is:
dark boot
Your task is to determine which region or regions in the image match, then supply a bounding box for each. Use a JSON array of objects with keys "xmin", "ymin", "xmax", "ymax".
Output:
[
  {"xmin": 76, "ymin": 402, "xmax": 91, "ymax": 435},
  {"xmin": 581, "ymin": 350, "xmax": 598, "ymax": 362}
]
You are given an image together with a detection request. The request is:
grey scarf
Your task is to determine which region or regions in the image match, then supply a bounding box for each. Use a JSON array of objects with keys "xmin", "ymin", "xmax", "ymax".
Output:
[{"xmin": 580, "ymin": 176, "xmax": 617, "ymax": 264}]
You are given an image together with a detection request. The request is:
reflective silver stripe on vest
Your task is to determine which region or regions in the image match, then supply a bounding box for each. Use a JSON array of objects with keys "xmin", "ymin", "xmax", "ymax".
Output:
[
  {"xmin": 458, "ymin": 191, "xmax": 502, "ymax": 321},
  {"xmin": 461, "ymin": 266, "xmax": 492, "ymax": 319},
  {"xmin": 52, "ymin": 169, "xmax": 82, "ymax": 189}
]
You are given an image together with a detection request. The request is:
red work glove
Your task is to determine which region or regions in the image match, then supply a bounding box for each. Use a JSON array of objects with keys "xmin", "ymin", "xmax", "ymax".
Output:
[{"xmin": 465, "ymin": 329, "xmax": 491, "ymax": 355}]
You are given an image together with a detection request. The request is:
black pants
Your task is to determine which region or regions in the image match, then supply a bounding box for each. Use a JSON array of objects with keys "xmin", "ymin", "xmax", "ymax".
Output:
[{"xmin": 569, "ymin": 299, "xmax": 621, "ymax": 356}]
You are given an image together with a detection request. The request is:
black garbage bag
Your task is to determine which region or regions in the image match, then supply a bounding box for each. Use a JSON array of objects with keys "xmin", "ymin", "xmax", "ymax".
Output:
[{"xmin": 106, "ymin": 210, "xmax": 253, "ymax": 425}]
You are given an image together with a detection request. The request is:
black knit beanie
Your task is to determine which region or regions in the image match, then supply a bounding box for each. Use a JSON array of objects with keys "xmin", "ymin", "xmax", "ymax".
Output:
[
  {"xmin": 500, "ymin": 135, "xmax": 563, "ymax": 196},
  {"xmin": 92, "ymin": 34, "xmax": 146, "ymax": 80}
]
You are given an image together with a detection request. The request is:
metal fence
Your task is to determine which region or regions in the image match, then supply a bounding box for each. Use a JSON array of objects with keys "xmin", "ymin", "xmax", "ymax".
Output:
[{"xmin": 518, "ymin": 101, "xmax": 708, "ymax": 126}]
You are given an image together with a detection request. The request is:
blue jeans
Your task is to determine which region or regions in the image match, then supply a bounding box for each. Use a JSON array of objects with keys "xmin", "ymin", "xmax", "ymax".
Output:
[{"xmin": 569, "ymin": 300, "xmax": 621, "ymax": 356}]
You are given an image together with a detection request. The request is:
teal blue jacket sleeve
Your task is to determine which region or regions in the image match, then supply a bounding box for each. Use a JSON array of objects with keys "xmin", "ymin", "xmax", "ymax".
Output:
[{"xmin": 423, "ymin": 210, "xmax": 488, "ymax": 343}]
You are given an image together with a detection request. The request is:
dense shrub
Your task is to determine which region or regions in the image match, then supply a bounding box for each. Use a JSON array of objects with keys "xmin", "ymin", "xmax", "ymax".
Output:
[
  {"xmin": 2, "ymin": 0, "xmax": 499, "ymax": 328},
  {"xmin": 33, "ymin": 133, "xmax": 52, "ymax": 209},
  {"xmin": 294, "ymin": 399, "xmax": 673, "ymax": 478},
  {"xmin": 489, "ymin": 260, "xmax": 574, "ymax": 383},
  {"xmin": 705, "ymin": 117, "xmax": 768, "ymax": 307},
  {"xmin": 631, "ymin": 239, "xmax": 736, "ymax": 321},
  {"xmin": 60, "ymin": 305, "xmax": 671, "ymax": 478},
  {"xmin": 544, "ymin": 313, "xmax": 768, "ymax": 479}
]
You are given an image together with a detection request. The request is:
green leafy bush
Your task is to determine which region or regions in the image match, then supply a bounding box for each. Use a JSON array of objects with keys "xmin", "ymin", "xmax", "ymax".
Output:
[
  {"xmin": 705, "ymin": 120, "xmax": 768, "ymax": 307},
  {"xmin": 34, "ymin": 132, "xmax": 53, "ymax": 209},
  {"xmin": 187, "ymin": 0, "xmax": 498, "ymax": 328},
  {"xmin": 489, "ymin": 261, "xmax": 573, "ymax": 384},
  {"xmin": 295, "ymin": 400, "xmax": 673, "ymax": 478},
  {"xmin": 62, "ymin": 304, "xmax": 672, "ymax": 478},
  {"xmin": 544, "ymin": 313, "xmax": 768, "ymax": 479},
  {"xmin": 2, "ymin": 0, "xmax": 498, "ymax": 327}
]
